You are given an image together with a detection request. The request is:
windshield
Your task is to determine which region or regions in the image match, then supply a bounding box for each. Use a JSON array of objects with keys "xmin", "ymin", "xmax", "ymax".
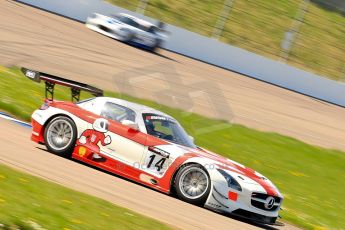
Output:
[
  {"xmin": 142, "ymin": 25, "xmax": 159, "ymax": 34},
  {"xmin": 114, "ymin": 15, "xmax": 157, "ymax": 33},
  {"xmin": 114, "ymin": 15, "xmax": 140, "ymax": 28},
  {"xmin": 143, "ymin": 113, "xmax": 196, "ymax": 148}
]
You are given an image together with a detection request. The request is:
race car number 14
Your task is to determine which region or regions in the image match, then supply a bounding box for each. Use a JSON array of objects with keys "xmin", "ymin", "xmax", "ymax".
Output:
[
  {"xmin": 147, "ymin": 154, "xmax": 166, "ymax": 172},
  {"xmin": 145, "ymin": 147, "xmax": 170, "ymax": 174}
]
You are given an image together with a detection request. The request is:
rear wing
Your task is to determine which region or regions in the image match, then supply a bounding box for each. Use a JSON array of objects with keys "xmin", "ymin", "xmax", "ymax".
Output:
[{"xmin": 21, "ymin": 67, "xmax": 103, "ymax": 102}]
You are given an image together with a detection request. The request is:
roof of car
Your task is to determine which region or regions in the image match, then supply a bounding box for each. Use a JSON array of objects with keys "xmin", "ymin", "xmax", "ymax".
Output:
[
  {"xmin": 95, "ymin": 97, "xmax": 174, "ymax": 119},
  {"xmin": 117, "ymin": 13, "xmax": 156, "ymax": 27}
]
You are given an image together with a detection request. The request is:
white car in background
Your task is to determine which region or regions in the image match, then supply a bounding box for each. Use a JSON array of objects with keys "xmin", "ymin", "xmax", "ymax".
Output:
[{"xmin": 86, "ymin": 13, "xmax": 167, "ymax": 51}]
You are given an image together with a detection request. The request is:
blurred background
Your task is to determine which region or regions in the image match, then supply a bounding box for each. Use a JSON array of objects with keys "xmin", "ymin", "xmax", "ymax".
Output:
[{"xmin": 108, "ymin": 0, "xmax": 345, "ymax": 81}]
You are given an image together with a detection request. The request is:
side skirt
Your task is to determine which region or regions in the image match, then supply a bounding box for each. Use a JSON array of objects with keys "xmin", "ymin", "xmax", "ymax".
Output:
[{"xmin": 71, "ymin": 145, "xmax": 170, "ymax": 194}]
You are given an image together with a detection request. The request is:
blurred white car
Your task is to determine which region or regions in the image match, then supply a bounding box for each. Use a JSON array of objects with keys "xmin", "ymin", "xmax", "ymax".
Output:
[{"xmin": 86, "ymin": 13, "xmax": 166, "ymax": 51}]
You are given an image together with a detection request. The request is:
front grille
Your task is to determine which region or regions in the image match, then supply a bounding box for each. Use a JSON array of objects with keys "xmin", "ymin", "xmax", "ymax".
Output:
[
  {"xmin": 232, "ymin": 209, "xmax": 277, "ymax": 224},
  {"xmin": 251, "ymin": 192, "xmax": 281, "ymax": 211}
]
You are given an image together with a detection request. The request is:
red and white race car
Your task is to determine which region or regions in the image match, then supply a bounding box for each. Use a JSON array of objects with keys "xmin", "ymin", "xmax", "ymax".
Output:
[{"xmin": 23, "ymin": 68, "xmax": 283, "ymax": 225}]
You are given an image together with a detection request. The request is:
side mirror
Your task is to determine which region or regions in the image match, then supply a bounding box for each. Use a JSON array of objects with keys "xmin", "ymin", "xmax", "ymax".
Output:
[{"xmin": 121, "ymin": 120, "xmax": 139, "ymax": 131}]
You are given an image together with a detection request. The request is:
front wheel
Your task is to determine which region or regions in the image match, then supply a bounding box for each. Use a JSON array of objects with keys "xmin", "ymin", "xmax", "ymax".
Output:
[
  {"xmin": 44, "ymin": 116, "xmax": 77, "ymax": 157},
  {"xmin": 174, "ymin": 164, "xmax": 211, "ymax": 205}
]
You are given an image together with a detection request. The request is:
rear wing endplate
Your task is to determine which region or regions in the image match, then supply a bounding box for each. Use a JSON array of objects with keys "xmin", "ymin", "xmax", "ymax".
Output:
[{"xmin": 21, "ymin": 67, "xmax": 103, "ymax": 102}]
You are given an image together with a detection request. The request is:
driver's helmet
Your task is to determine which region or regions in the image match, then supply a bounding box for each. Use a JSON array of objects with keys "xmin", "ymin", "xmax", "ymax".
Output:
[{"xmin": 93, "ymin": 118, "xmax": 109, "ymax": 133}]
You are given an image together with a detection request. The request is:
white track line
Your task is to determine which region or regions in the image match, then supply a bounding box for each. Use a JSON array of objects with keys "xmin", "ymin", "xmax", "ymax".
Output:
[{"xmin": 0, "ymin": 113, "xmax": 31, "ymax": 127}]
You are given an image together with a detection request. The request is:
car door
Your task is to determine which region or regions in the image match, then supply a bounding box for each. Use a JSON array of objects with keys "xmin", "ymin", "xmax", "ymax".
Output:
[
  {"xmin": 134, "ymin": 29, "xmax": 157, "ymax": 47},
  {"xmin": 97, "ymin": 102, "xmax": 147, "ymax": 166}
]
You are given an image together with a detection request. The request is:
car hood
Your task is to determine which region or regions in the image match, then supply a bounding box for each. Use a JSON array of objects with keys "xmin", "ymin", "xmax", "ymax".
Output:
[{"xmin": 192, "ymin": 147, "xmax": 281, "ymax": 196}]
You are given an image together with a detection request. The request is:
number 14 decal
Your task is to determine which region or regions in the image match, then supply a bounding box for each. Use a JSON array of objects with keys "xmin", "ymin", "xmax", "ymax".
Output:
[
  {"xmin": 146, "ymin": 147, "xmax": 170, "ymax": 174},
  {"xmin": 147, "ymin": 154, "xmax": 166, "ymax": 172}
]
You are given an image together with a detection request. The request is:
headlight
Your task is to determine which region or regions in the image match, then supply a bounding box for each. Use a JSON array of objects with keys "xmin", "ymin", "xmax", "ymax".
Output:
[{"xmin": 217, "ymin": 168, "xmax": 242, "ymax": 191}]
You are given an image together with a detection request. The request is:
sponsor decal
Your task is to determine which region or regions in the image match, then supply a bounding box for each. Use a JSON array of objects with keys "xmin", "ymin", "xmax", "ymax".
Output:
[
  {"xmin": 145, "ymin": 115, "xmax": 175, "ymax": 123},
  {"xmin": 148, "ymin": 146, "xmax": 170, "ymax": 158},
  {"xmin": 143, "ymin": 147, "xmax": 172, "ymax": 175},
  {"xmin": 78, "ymin": 146, "xmax": 87, "ymax": 157},
  {"xmin": 76, "ymin": 118, "xmax": 112, "ymax": 159},
  {"xmin": 25, "ymin": 70, "xmax": 36, "ymax": 79},
  {"xmin": 145, "ymin": 115, "xmax": 166, "ymax": 120}
]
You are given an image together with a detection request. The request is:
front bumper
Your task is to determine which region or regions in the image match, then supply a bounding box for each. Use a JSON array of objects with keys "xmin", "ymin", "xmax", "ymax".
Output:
[
  {"xmin": 205, "ymin": 182, "xmax": 282, "ymax": 224},
  {"xmin": 231, "ymin": 209, "xmax": 277, "ymax": 224}
]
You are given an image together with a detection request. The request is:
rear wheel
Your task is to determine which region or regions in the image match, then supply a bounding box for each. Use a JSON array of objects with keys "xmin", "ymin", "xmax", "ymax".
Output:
[
  {"xmin": 149, "ymin": 39, "xmax": 162, "ymax": 52},
  {"xmin": 174, "ymin": 164, "xmax": 211, "ymax": 205},
  {"xmin": 44, "ymin": 116, "xmax": 77, "ymax": 157},
  {"xmin": 149, "ymin": 45, "xmax": 158, "ymax": 52}
]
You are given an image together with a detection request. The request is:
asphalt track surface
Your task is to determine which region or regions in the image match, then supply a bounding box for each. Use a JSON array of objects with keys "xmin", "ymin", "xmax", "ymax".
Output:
[{"xmin": 0, "ymin": 1, "xmax": 342, "ymax": 229}]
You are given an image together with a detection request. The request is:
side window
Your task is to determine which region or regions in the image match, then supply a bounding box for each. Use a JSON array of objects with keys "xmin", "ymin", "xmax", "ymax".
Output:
[
  {"xmin": 147, "ymin": 26, "xmax": 158, "ymax": 34},
  {"xmin": 100, "ymin": 102, "xmax": 136, "ymax": 123},
  {"xmin": 119, "ymin": 16, "xmax": 139, "ymax": 28}
]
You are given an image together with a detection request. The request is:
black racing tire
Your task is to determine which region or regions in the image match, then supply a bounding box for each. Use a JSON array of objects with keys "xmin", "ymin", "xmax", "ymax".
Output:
[
  {"xmin": 174, "ymin": 164, "xmax": 211, "ymax": 205},
  {"xmin": 149, "ymin": 39, "xmax": 162, "ymax": 52},
  {"xmin": 149, "ymin": 45, "xmax": 159, "ymax": 52},
  {"xmin": 44, "ymin": 116, "xmax": 77, "ymax": 157}
]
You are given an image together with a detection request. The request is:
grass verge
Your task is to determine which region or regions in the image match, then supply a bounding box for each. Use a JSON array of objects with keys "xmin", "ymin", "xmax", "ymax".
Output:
[
  {"xmin": 0, "ymin": 66, "xmax": 345, "ymax": 229},
  {"xmin": 0, "ymin": 165, "xmax": 171, "ymax": 230}
]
